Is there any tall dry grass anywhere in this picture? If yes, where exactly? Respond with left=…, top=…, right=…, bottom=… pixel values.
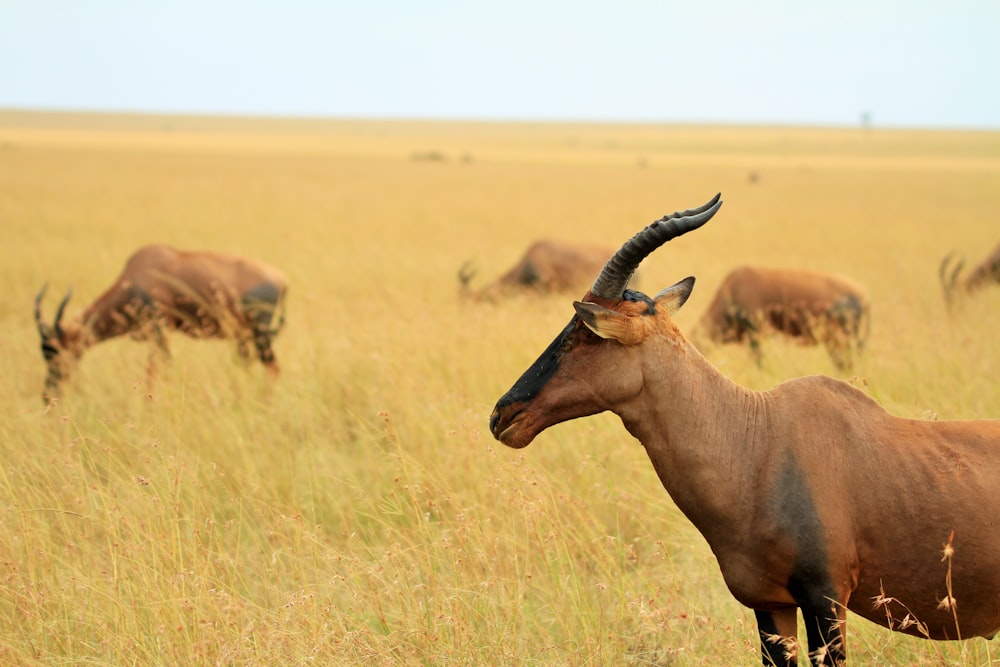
left=1, top=110, right=998, bottom=665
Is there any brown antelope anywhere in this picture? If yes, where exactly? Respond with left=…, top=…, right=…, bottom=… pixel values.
left=939, top=241, right=1000, bottom=307
left=459, top=240, right=617, bottom=302
left=697, top=266, right=870, bottom=370
left=34, top=244, right=288, bottom=403
left=489, top=194, right=1000, bottom=666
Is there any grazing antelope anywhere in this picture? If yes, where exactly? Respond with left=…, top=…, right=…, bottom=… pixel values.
left=939, top=241, right=1000, bottom=307
left=34, top=244, right=288, bottom=403
left=459, top=240, right=617, bottom=302
left=697, top=266, right=870, bottom=370
left=490, top=194, right=1000, bottom=666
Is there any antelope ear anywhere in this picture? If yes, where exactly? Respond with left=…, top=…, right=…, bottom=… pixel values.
left=573, top=301, right=645, bottom=345
left=653, top=276, right=695, bottom=315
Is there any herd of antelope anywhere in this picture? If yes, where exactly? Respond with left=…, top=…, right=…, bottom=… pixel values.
left=460, top=229, right=876, bottom=371
left=34, top=194, right=999, bottom=666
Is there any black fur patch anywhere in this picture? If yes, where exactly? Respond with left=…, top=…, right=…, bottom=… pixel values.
left=622, top=289, right=656, bottom=314
left=242, top=283, right=283, bottom=329
left=491, top=316, right=577, bottom=429
left=773, top=455, right=843, bottom=659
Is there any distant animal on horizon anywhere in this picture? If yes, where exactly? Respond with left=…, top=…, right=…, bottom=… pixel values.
left=696, top=265, right=870, bottom=370
left=34, top=244, right=288, bottom=404
left=458, top=240, right=618, bottom=302
left=939, top=241, right=1000, bottom=307
left=489, top=193, right=1000, bottom=666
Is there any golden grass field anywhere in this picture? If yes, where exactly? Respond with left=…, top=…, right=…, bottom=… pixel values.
left=1, top=110, right=998, bottom=665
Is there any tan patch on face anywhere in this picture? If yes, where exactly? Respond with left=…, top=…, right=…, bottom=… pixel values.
left=575, top=299, right=654, bottom=345
left=617, top=299, right=655, bottom=317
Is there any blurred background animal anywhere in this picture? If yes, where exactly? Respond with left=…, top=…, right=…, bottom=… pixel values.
left=34, top=244, right=288, bottom=403
left=459, top=240, right=618, bottom=302
left=939, top=241, right=1000, bottom=308
left=695, top=265, right=870, bottom=370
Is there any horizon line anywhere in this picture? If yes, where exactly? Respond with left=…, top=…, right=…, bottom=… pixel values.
left=2, top=106, right=997, bottom=134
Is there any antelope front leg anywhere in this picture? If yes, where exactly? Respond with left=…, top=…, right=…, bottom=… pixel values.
left=800, top=600, right=846, bottom=666
left=756, top=608, right=799, bottom=666
left=253, top=329, right=280, bottom=376
left=145, top=325, right=170, bottom=394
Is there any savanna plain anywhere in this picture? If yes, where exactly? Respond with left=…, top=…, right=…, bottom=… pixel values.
left=1, top=110, right=998, bottom=665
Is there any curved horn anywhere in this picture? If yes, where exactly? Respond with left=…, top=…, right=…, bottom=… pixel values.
left=54, top=289, right=72, bottom=340
left=938, top=253, right=965, bottom=301
left=951, top=258, right=965, bottom=287
left=939, top=253, right=955, bottom=289
left=590, top=193, right=723, bottom=300
left=34, top=283, right=51, bottom=337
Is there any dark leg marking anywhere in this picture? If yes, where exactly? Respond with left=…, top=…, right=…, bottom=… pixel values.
left=756, top=610, right=798, bottom=666
left=776, top=456, right=845, bottom=665
left=253, top=331, right=277, bottom=368
left=799, top=606, right=844, bottom=666
left=242, top=283, right=283, bottom=371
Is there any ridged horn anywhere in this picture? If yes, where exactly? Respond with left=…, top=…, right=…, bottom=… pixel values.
left=590, top=193, right=723, bottom=300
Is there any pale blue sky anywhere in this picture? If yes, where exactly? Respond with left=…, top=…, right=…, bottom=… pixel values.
left=2, top=0, right=998, bottom=128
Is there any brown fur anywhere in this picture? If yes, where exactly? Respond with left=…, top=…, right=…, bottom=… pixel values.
left=697, top=266, right=870, bottom=370
left=490, top=201, right=1000, bottom=665
left=35, top=244, right=288, bottom=402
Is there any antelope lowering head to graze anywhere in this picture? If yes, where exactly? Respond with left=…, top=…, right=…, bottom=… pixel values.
left=459, top=240, right=617, bottom=302
left=490, top=193, right=1000, bottom=666
left=35, top=244, right=287, bottom=404
left=939, top=241, right=1000, bottom=307
left=696, top=266, right=870, bottom=370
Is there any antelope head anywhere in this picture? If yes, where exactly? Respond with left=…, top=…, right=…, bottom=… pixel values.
left=34, top=284, right=81, bottom=403
left=490, top=194, right=723, bottom=448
